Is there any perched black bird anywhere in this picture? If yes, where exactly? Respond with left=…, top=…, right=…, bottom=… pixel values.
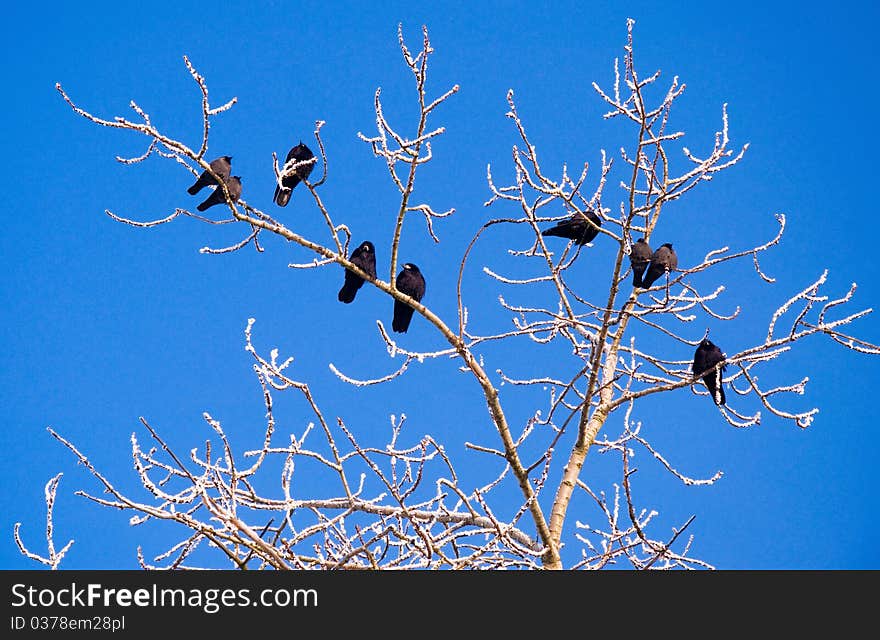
left=640, top=242, right=678, bottom=288
left=338, top=241, right=377, bottom=304
left=392, top=263, right=426, bottom=333
left=693, top=338, right=727, bottom=405
left=196, top=175, right=242, bottom=212
left=187, top=156, right=232, bottom=195
left=541, top=210, right=602, bottom=246
left=274, top=141, right=315, bottom=207
left=629, top=237, right=653, bottom=287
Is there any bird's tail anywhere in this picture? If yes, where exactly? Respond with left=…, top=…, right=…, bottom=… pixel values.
left=632, top=271, right=642, bottom=288
left=187, top=184, right=200, bottom=195
left=392, top=304, right=414, bottom=333
left=338, top=283, right=356, bottom=304
left=274, top=186, right=291, bottom=207
left=641, top=271, right=661, bottom=289
left=196, top=201, right=210, bottom=212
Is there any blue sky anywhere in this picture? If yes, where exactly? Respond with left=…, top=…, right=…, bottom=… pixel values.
left=2, top=0, right=878, bottom=569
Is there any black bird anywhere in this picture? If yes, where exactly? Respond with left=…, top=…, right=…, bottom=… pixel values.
left=392, top=263, right=426, bottom=333
left=196, top=175, right=242, bottom=212
left=541, top=210, right=602, bottom=246
left=693, top=338, right=727, bottom=405
left=338, top=241, right=377, bottom=304
left=274, top=141, right=315, bottom=207
left=640, top=242, right=678, bottom=288
left=187, top=155, right=232, bottom=195
left=629, top=237, right=653, bottom=287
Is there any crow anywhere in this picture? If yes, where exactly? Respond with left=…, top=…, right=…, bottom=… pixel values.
left=392, top=263, right=426, bottom=333
left=196, top=175, right=242, bottom=212
left=187, top=156, right=232, bottom=195
left=541, top=210, right=602, bottom=245
left=693, top=338, right=727, bottom=405
left=629, top=237, right=653, bottom=287
left=338, top=241, right=377, bottom=304
left=640, top=242, right=678, bottom=288
left=274, top=141, right=315, bottom=207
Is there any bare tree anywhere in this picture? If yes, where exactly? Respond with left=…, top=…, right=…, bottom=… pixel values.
left=17, top=19, right=878, bottom=570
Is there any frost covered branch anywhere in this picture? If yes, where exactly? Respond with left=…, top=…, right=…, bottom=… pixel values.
left=14, top=474, right=74, bottom=570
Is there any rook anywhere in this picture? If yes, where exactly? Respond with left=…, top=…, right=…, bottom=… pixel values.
left=392, top=263, right=426, bottom=333
left=640, top=242, right=678, bottom=289
left=629, top=237, right=652, bottom=287
left=338, top=241, right=377, bottom=304
left=541, top=210, right=602, bottom=246
left=196, top=175, right=242, bottom=212
left=274, top=141, right=315, bottom=207
left=693, top=338, right=727, bottom=405
left=187, top=156, right=232, bottom=195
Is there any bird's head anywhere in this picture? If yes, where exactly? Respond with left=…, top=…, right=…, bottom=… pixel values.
left=360, top=241, right=374, bottom=253
left=404, top=263, right=420, bottom=272
left=583, top=209, right=601, bottom=223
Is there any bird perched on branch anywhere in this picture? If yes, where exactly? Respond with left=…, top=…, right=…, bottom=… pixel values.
left=693, top=338, right=727, bottom=405
left=274, top=141, right=315, bottom=207
left=392, top=263, right=426, bottom=333
left=640, top=242, right=678, bottom=288
left=187, top=156, right=232, bottom=195
left=338, top=241, right=377, bottom=304
left=629, top=237, right=653, bottom=287
left=541, top=210, right=602, bottom=246
left=196, top=175, right=242, bottom=212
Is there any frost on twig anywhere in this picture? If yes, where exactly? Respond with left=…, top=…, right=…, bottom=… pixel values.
left=357, top=23, right=459, bottom=282
left=14, top=473, right=74, bottom=570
